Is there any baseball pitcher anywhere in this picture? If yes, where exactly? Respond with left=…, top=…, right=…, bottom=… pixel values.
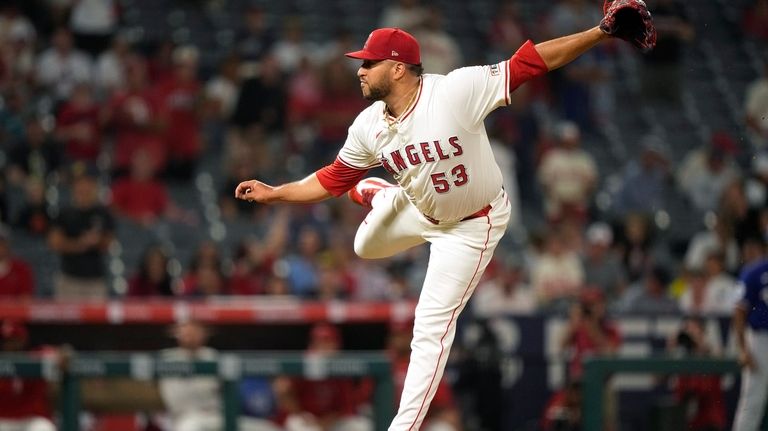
left=236, top=1, right=655, bottom=429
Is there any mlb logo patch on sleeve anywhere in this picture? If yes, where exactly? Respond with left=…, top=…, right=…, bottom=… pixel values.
left=490, top=64, right=500, bottom=76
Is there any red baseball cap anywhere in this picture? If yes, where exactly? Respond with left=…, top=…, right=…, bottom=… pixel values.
left=345, top=28, right=421, bottom=65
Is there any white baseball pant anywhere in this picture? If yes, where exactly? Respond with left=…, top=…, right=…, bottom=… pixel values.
left=354, top=187, right=510, bottom=431
left=734, top=330, right=768, bottom=431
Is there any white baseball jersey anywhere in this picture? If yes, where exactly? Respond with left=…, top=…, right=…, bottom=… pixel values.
left=337, top=61, right=513, bottom=222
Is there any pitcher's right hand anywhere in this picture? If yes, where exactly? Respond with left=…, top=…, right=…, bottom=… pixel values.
left=235, top=180, right=274, bottom=203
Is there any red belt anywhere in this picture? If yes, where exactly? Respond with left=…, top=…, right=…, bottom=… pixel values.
left=423, top=204, right=492, bottom=225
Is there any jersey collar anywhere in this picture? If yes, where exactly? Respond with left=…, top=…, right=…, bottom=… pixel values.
left=382, top=77, right=423, bottom=126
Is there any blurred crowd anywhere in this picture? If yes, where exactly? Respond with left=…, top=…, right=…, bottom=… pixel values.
left=0, top=305, right=744, bottom=431
left=0, top=0, right=765, bottom=315
left=0, top=1, right=767, bottom=430
left=0, top=317, right=465, bottom=431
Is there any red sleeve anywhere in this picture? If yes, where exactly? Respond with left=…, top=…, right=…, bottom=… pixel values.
left=508, top=40, right=549, bottom=92
left=315, top=157, right=369, bottom=197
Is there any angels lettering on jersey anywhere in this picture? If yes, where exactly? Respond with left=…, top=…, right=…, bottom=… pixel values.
left=379, top=136, right=463, bottom=175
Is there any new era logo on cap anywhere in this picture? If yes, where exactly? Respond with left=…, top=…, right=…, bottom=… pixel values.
left=345, top=28, right=421, bottom=65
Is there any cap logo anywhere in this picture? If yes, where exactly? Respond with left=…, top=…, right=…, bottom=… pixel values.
left=391, top=50, right=399, bottom=57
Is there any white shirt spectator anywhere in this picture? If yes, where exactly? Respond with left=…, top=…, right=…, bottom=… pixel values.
left=94, top=36, right=131, bottom=96
left=677, top=146, right=740, bottom=212
left=271, top=20, right=314, bottom=74
left=414, top=29, right=462, bottom=75
left=158, top=347, right=222, bottom=419
left=532, top=244, right=584, bottom=304
left=538, top=126, right=598, bottom=218
left=70, top=0, right=117, bottom=35
left=36, top=47, right=93, bottom=100
left=539, top=149, right=597, bottom=200
left=0, top=11, right=35, bottom=44
left=206, top=76, right=239, bottom=120
left=95, top=52, right=123, bottom=93
left=379, top=0, right=429, bottom=32
left=745, top=69, right=768, bottom=149
left=684, top=229, right=740, bottom=273
left=679, top=274, right=737, bottom=315
left=745, top=153, right=768, bottom=207
left=412, top=9, right=462, bottom=75
left=473, top=276, right=536, bottom=317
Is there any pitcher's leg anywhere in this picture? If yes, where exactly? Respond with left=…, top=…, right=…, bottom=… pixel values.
left=389, top=213, right=508, bottom=430
left=354, top=187, right=425, bottom=259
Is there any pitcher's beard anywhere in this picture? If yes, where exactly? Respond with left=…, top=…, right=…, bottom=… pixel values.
left=363, top=81, right=391, bottom=101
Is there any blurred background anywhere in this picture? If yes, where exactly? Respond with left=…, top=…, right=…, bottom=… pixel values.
left=0, top=0, right=767, bottom=429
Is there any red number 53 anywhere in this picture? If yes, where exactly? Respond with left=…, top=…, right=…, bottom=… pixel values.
left=430, top=164, right=469, bottom=193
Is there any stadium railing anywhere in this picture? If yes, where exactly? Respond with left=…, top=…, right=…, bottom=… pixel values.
left=582, top=356, right=768, bottom=431
left=0, top=352, right=394, bottom=431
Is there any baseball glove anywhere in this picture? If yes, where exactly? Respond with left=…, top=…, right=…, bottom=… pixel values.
left=600, top=0, right=657, bottom=53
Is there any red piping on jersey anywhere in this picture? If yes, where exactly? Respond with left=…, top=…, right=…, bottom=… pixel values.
left=505, top=59, right=511, bottom=105
left=407, top=215, right=493, bottom=431
left=399, top=77, right=424, bottom=123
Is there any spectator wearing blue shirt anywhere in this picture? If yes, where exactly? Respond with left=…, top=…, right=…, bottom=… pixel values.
left=614, top=135, right=671, bottom=217
left=285, top=226, right=323, bottom=297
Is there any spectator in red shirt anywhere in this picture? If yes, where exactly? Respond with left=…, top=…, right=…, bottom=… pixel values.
left=275, top=323, right=372, bottom=431
left=227, top=213, right=287, bottom=296
left=180, top=241, right=227, bottom=297
left=559, top=288, right=620, bottom=431
left=541, top=379, right=582, bottom=431
left=0, top=320, right=55, bottom=431
left=147, top=39, right=175, bottom=85
left=56, top=82, right=103, bottom=163
left=0, top=225, right=34, bottom=298
left=126, top=244, right=176, bottom=297
left=559, top=288, right=621, bottom=380
left=110, top=149, right=169, bottom=225
left=309, top=60, right=367, bottom=164
left=104, top=54, right=167, bottom=177
left=155, top=45, right=203, bottom=181
left=667, top=316, right=726, bottom=431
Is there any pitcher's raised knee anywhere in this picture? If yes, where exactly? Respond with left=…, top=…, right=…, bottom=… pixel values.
left=354, top=235, right=379, bottom=259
